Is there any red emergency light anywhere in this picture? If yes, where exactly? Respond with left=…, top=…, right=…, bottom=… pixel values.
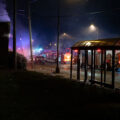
left=74, top=50, right=78, bottom=53
left=97, top=48, right=101, bottom=53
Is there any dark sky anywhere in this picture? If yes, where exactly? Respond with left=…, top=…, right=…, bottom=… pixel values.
left=6, top=0, right=120, bottom=49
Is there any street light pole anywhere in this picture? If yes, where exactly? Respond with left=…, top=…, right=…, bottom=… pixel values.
left=56, top=0, right=60, bottom=73
left=13, top=0, right=17, bottom=70
left=28, top=2, right=34, bottom=68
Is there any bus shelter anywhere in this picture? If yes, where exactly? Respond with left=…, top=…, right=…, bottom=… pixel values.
left=70, top=38, right=120, bottom=89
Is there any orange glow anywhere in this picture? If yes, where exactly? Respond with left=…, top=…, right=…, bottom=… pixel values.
left=64, top=53, right=71, bottom=62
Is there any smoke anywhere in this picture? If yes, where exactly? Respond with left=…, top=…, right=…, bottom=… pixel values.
left=0, top=0, right=10, bottom=22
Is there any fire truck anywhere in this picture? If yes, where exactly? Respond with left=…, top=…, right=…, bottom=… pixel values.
left=61, top=48, right=78, bottom=64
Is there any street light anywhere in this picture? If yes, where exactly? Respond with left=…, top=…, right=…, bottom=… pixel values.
left=60, top=32, right=72, bottom=39
left=60, top=32, right=73, bottom=52
left=54, top=43, right=57, bottom=46
left=89, top=24, right=99, bottom=40
left=63, top=33, right=67, bottom=36
left=89, top=24, right=96, bottom=31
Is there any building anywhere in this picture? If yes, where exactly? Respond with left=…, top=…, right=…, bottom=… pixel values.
left=0, top=22, right=10, bottom=68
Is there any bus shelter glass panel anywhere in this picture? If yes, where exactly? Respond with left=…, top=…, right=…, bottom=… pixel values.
left=105, top=50, right=112, bottom=85
left=115, top=50, right=120, bottom=88
left=72, top=50, right=78, bottom=80
left=87, top=50, right=92, bottom=81
left=80, top=50, right=85, bottom=82
left=95, top=50, right=101, bottom=82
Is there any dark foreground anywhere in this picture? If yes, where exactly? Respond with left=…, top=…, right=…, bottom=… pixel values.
left=0, top=70, right=120, bottom=120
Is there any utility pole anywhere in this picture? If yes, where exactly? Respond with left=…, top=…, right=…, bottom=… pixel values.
left=56, top=0, right=60, bottom=73
left=13, top=0, right=17, bottom=70
left=28, top=2, right=34, bottom=69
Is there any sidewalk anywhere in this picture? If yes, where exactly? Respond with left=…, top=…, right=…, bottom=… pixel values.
left=27, top=64, right=78, bottom=80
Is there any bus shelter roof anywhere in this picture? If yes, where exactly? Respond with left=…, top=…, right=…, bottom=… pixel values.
left=71, top=38, right=120, bottom=50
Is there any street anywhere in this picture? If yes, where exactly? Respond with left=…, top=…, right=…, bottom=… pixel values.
left=28, top=63, right=120, bottom=89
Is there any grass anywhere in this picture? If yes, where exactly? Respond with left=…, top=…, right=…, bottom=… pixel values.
left=0, top=70, right=120, bottom=120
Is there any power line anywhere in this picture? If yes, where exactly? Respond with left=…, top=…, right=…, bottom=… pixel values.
left=0, top=14, right=9, bottom=16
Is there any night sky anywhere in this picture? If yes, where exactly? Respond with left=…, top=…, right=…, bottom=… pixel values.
left=5, top=0, right=120, bottom=55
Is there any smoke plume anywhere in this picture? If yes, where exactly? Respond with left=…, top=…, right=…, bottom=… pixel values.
left=0, top=0, right=10, bottom=22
